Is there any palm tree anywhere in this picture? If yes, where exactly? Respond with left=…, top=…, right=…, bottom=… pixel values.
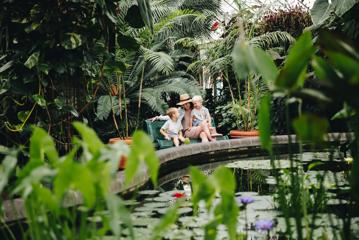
left=96, top=0, right=222, bottom=137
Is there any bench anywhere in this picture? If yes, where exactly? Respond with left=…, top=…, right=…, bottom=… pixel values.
left=144, top=119, right=228, bottom=149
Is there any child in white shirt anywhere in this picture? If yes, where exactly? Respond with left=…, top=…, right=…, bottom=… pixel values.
left=160, top=107, right=187, bottom=147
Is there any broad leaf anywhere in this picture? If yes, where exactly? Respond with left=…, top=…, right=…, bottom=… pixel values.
left=29, top=127, right=58, bottom=164
left=137, top=0, right=154, bottom=33
left=190, top=167, right=215, bottom=212
left=150, top=205, right=178, bottom=240
left=106, top=194, right=134, bottom=239
left=292, top=114, right=329, bottom=144
left=61, top=33, right=83, bottom=49
left=125, top=131, right=159, bottom=186
left=259, top=94, right=272, bottom=154
left=73, top=122, right=104, bottom=156
left=275, top=31, right=315, bottom=90
left=0, top=151, right=17, bottom=193
left=24, top=52, right=40, bottom=69
left=32, top=94, right=46, bottom=107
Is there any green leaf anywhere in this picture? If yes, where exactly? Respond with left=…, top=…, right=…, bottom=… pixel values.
left=24, top=52, right=40, bottom=69
left=73, top=122, right=104, bottom=156
left=125, top=131, right=159, bottom=186
left=61, top=33, right=83, bottom=50
left=96, top=95, right=114, bottom=120
left=311, top=0, right=359, bottom=26
left=310, top=0, right=332, bottom=26
left=17, top=111, right=30, bottom=122
left=211, top=166, right=236, bottom=195
left=275, top=31, right=315, bottom=90
left=331, top=103, right=356, bottom=120
left=14, top=166, right=56, bottom=199
left=326, top=51, right=359, bottom=84
left=190, top=167, right=215, bottom=212
left=0, top=60, right=13, bottom=73
left=29, top=127, right=58, bottom=164
left=33, top=184, right=58, bottom=213
left=150, top=205, right=178, bottom=240
left=204, top=218, right=219, bottom=240
left=137, top=0, right=154, bottom=33
left=106, top=194, right=134, bottom=239
left=0, top=151, right=17, bottom=193
left=32, top=94, right=46, bottom=107
left=144, top=49, right=174, bottom=75
left=214, top=193, right=239, bottom=240
left=232, top=42, right=278, bottom=87
left=259, top=94, right=272, bottom=154
left=251, top=47, right=278, bottom=87
left=292, top=114, right=329, bottom=144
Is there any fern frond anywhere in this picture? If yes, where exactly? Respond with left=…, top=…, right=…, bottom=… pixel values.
left=249, top=31, right=295, bottom=50
left=143, top=48, right=174, bottom=75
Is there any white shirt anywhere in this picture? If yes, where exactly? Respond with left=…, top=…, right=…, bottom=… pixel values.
left=161, top=118, right=183, bottom=136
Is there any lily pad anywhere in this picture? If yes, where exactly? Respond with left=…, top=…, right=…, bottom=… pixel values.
left=131, top=217, right=160, bottom=227
left=226, top=159, right=292, bottom=170
left=123, top=199, right=140, bottom=206
left=138, top=190, right=160, bottom=196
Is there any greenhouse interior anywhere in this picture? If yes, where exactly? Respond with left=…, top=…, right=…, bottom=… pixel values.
left=0, top=0, right=359, bottom=239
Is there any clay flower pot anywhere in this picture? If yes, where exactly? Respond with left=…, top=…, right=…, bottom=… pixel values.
left=108, top=137, right=132, bottom=169
left=229, top=130, right=259, bottom=138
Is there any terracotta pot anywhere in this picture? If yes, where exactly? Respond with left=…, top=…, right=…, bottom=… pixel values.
left=229, top=130, right=260, bottom=138
left=109, top=137, right=132, bottom=145
left=108, top=137, right=132, bottom=169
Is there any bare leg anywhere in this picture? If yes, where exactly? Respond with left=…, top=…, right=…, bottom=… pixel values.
left=172, top=136, right=180, bottom=147
left=200, top=121, right=214, bottom=141
left=199, top=132, right=208, bottom=143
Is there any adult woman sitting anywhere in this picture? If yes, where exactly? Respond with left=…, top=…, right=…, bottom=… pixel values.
left=151, top=94, right=213, bottom=142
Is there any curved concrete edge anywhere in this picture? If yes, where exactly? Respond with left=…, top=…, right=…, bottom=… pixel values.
left=2, top=133, right=351, bottom=222
left=157, top=132, right=351, bottom=164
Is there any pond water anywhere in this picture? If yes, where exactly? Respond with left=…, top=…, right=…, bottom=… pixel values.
left=95, top=151, right=358, bottom=239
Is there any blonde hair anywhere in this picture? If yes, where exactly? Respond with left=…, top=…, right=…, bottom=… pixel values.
left=192, top=95, right=203, bottom=102
left=166, top=107, right=178, bottom=118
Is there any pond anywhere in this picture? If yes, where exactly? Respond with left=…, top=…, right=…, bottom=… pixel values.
left=91, top=151, right=359, bottom=239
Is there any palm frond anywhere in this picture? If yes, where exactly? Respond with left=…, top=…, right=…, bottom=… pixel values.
left=249, top=31, right=295, bottom=50
left=143, top=48, right=174, bottom=75
left=138, top=77, right=201, bottom=113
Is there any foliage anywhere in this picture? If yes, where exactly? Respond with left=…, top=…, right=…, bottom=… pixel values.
left=244, top=28, right=359, bottom=239
left=0, top=122, right=161, bottom=239
left=258, top=6, right=312, bottom=37
left=94, top=0, right=221, bottom=137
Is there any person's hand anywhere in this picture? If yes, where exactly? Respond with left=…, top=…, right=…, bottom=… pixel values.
left=164, top=134, right=170, bottom=140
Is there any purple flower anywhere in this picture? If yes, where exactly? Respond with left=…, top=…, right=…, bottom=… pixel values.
left=237, top=196, right=254, bottom=205
left=255, top=220, right=275, bottom=231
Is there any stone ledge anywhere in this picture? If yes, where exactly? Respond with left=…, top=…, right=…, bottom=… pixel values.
left=2, top=133, right=351, bottom=222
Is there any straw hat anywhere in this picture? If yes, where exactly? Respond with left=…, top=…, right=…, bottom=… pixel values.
left=177, top=93, right=192, bottom=105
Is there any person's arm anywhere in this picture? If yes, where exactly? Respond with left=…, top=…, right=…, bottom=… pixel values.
left=160, top=122, right=170, bottom=140
left=149, top=115, right=170, bottom=121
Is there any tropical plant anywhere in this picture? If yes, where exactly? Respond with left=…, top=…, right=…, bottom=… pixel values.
left=236, top=27, right=358, bottom=239
left=0, top=122, right=160, bottom=240
left=95, top=0, right=222, bottom=138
